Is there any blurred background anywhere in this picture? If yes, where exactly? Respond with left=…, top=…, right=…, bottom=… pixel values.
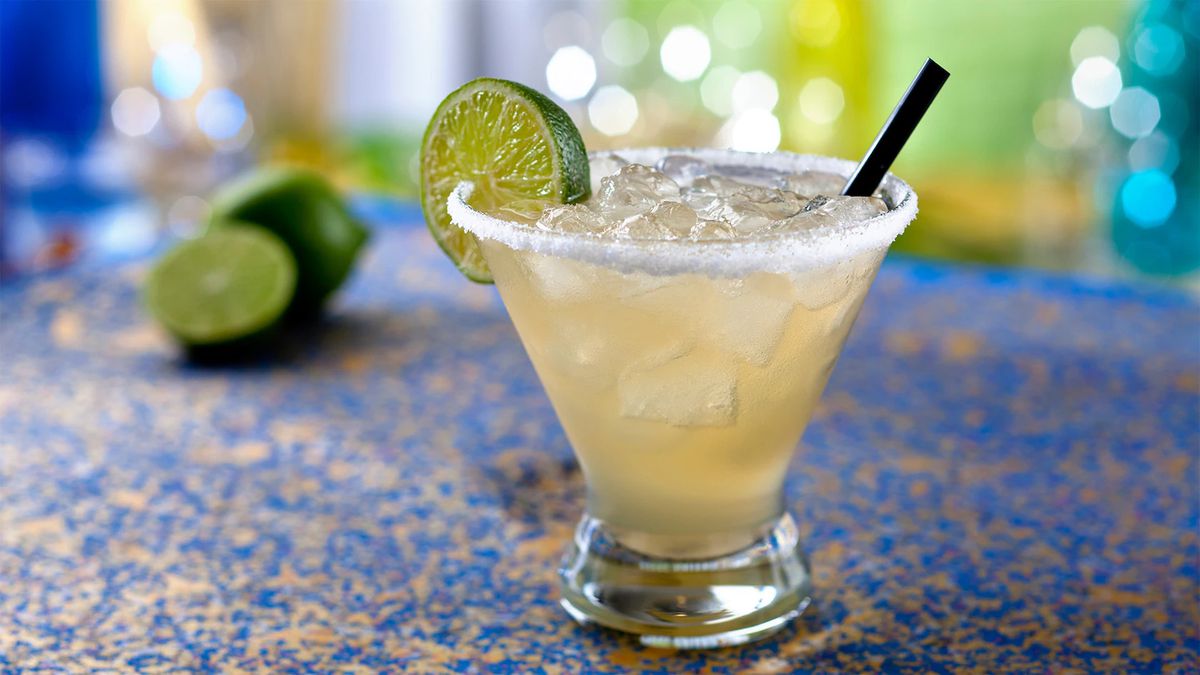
left=1, top=0, right=1196, bottom=283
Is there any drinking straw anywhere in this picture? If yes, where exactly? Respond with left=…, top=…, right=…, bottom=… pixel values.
left=841, top=58, right=950, bottom=197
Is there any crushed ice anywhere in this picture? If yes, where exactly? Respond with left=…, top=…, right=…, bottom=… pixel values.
left=534, top=154, right=888, bottom=241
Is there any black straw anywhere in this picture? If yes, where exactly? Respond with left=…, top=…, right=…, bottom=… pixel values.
left=841, top=58, right=949, bottom=197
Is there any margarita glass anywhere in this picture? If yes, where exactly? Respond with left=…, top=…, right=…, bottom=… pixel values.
left=448, top=147, right=917, bottom=648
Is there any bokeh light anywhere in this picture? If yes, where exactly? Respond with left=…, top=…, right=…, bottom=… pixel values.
left=713, top=1, right=762, bottom=50
left=212, top=30, right=250, bottom=79
left=152, top=45, right=203, bottom=100
left=727, top=109, right=781, bottom=152
left=1128, top=131, right=1180, bottom=174
left=656, top=1, right=706, bottom=36
left=110, top=87, right=161, bottom=137
left=700, top=65, right=741, bottom=117
left=588, top=85, right=639, bottom=136
left=94, top=205, right=158, bottom=258
left=545, top=46, right=596, bottom=101
left=196, top=88, right=247, bottom=140
left=1071, top=56, right=1122, bottom=109
left=3, top=139, right=66, bottom=189
left=1109, top=87, right=1161, bottom=139
left=602, top=18, right=649, bottom=67
left=731, top=71, right=779, bottom=113
left=1032, top=99, right=1083, bottom=149
left=797, top=77, right=845, bottom=124
left=215, top=117, right=255, bottom=153
left=1133, top=24, right=1185, bottom=76
left=1120, top=170, right=1176, bottom=228
left=166, top=195, right=211, bottom=238
left=789, top=108, right=833, bottom=146
left=77, top=137, right=136, bottom=192
left=147, top=11, right=195, bottom=52
left=790, top=0, right=840, bottom=47
left=1069, top=26, right=1120, bottom=67
left=660, top=26, right=711, bottom=82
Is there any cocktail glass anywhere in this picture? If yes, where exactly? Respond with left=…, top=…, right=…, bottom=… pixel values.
left=448, top=148, right=917, bottom=648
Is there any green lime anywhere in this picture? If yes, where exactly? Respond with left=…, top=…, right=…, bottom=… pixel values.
left=209, top=167, right=368, bottom=314
left=144, top=225, right=297, bottom=348
left=420, top=77, right=590, bottom=283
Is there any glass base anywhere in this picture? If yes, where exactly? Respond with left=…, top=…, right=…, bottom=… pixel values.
left=558, top=512, right=812, bottom=649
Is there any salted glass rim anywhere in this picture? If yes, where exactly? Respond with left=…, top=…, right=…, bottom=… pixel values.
left=446, top=147, right=918, bottom=276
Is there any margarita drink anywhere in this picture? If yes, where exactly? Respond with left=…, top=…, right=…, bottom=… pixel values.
left=479, top=231, right=882, bottom=555
left=448, top=147, right=917, bottom=646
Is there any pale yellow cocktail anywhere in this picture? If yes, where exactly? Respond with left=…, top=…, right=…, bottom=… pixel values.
left=449, top=147, right=916, bottom=647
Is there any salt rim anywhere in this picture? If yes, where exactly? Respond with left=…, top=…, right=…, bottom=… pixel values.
left=446, top=147, right=918, bottom=277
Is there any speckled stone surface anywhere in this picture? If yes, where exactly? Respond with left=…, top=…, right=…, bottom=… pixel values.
left=1, top=210, right=1198, bottom=672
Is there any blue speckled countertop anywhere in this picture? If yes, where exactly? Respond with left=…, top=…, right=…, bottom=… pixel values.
left=1, top=208, right=1198, bottom=672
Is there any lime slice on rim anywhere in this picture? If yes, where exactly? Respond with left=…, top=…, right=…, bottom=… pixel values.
left=144, top=225, right=297, bottom=347
left=420, top=77, right=590, bottom=283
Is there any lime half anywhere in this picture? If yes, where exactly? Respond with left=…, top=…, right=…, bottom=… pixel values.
left=145, top=225, right=297, bottom=347
left=421, top=78, right=590, bottom=283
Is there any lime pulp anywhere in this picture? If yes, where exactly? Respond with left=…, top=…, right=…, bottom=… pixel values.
left=144, top=225, right=297, bottom=347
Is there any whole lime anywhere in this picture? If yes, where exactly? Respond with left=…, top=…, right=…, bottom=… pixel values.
left=210, top=167, right=369, bottom=314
